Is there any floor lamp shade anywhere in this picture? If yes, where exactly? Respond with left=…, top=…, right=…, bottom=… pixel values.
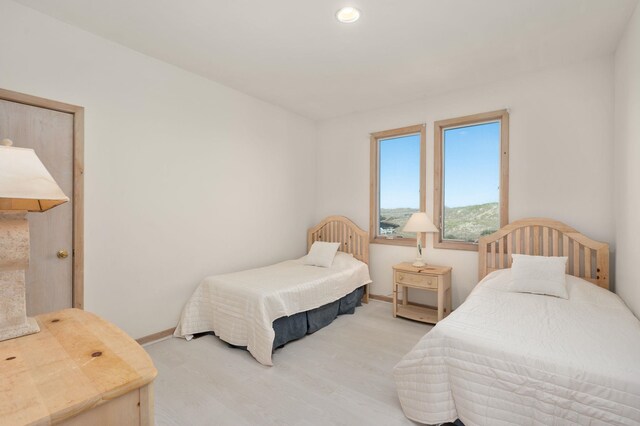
left=403, top=212, right=438, bottom=267
left=0, top=139, right=68, bottom=342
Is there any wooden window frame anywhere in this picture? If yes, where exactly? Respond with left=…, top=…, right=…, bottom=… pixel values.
left=369, top=124, right=426, bottom=246
left=433, top=110, right=509, bottom=251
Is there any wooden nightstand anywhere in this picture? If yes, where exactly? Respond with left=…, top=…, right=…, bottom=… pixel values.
left=392, top=262, right=452, bottom=324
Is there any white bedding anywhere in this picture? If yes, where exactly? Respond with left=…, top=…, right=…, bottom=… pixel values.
left=174, top=252, right=371, bottom=366
left=393, top=269, right=640, bottom=425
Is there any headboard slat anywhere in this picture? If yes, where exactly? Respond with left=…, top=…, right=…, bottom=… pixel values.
left=490, top=242, right=496, bottom=268
left=584, top=247, right=592, bottom=279
left=573, top=241, right=580, bottom=277
left=562, top=235, right=570, bottom=272
left=478, top=218, right=609, bottom=290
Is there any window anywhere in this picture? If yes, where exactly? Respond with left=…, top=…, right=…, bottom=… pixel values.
left=433, top=110, right=509, bottom=250
left=370, top=124, right=425, bottom=245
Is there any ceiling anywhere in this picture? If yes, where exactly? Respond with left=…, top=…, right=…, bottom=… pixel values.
left=15, top=0, right=638, bottom=120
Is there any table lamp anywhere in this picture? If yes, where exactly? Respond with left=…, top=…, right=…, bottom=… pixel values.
left=403, top=212, right=438, bottom=267
left=0, top=138, right=68, bottom=342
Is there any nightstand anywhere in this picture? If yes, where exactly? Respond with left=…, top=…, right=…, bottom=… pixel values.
left=392, top=262, right=452, bottom=324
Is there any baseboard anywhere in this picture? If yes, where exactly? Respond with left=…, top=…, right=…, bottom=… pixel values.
left=136, top=327, right=175, bottom=346
left=369, top=294, right=393, bottom=303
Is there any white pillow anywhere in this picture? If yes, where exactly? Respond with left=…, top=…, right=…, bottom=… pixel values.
left=304, top=242, right=341, bottom=268
left=509, top=254, right=569, bottom=299
left=331, top=251, right=358, bottom=268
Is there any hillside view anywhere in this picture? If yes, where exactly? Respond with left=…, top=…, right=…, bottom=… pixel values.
left=379, top=208, right=419, bottom=239
left=442, top=202, right=498, bottom=242
left=379, top=202, right=498, bottom=242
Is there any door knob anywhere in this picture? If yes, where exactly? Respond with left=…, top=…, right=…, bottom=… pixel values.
left=57, top=249, right=69, bottom=259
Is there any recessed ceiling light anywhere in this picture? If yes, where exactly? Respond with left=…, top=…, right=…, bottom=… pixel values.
left=336, top=7, right=361, bottom=24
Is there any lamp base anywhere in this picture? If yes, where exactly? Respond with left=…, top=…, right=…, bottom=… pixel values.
left=0, top=210, right=40, bottom=342
left=0, top=317, right=40, bottom=342
left=412, top=259, right=426, bottom=267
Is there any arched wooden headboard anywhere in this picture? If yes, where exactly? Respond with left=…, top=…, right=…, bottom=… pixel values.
left=308, top=216, right=370, bottom=303
left=478, top=218, right=610, bottom=290
left=307, top=216, right=369, bottom=265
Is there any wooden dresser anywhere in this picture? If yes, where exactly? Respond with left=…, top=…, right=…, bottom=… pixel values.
left=0, top=309, right=157, bottom=425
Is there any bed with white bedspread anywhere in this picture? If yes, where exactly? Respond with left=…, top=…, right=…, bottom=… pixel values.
left=174, top=216, right=371, bottom=366
left=394, top=218, right=640, bottom=425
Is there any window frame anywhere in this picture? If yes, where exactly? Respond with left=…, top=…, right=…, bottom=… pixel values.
left=433, top=110, right=509, bottom=251
left=369, top=124, right=426, bottom=246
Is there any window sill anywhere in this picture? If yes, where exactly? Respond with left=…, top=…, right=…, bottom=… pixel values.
left=371, top=237, right=416, bottom=247
left=433, top=240, right=478, bottom=251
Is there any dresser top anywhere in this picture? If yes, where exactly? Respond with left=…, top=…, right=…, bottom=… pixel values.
left=392, top=262, right=452, bottom=275
left=0, top=308, right=157, bottom=425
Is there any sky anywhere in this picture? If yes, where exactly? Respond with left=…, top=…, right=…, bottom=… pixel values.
left=379, top=121, right=500, bottom=209
left=443, top=121, right=500, bottom=207
left=379, top=134, right=420, bottom=209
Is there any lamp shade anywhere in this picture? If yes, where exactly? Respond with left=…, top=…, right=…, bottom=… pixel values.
left=0, top=142, right=69, bottom=212
left=403, top=212, right=439, bottom=233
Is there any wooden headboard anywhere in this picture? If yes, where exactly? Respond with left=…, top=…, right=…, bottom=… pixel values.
left=478, top=218, right=610, bottom=289
left=307, top=216, right=369, bottom=265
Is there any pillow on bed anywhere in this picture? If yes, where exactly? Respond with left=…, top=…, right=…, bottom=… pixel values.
left=304, top=242, right=341, bottom=267
left=509, top=254, right=569, bottom=299
left=331, top=251, right=358, bottom=268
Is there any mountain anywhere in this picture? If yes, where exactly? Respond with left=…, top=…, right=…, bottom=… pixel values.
left=443, top=202, right=499, bottom=242
left=379, top=207, right=419, bottom=239
left=378, top=202, right=499, bottom=242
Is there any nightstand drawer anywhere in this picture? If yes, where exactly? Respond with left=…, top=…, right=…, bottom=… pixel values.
left=395, top=271, right=438, bottom=289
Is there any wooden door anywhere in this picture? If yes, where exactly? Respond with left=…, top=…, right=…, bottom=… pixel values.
left=0, top=99, right=75, bottom=315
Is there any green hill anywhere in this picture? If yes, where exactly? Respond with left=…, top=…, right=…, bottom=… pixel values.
left=379, top=207, right=419, bottom=239
left=443, top=202, right=499, bottom=242
left=379, top=202, right=498, bottom=242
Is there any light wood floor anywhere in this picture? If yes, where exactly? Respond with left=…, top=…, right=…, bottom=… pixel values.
left=145, top=300, right=431, bottom=425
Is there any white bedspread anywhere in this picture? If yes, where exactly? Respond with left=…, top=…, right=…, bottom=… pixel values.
left=174, top=252, right=371, bottom=366
left=394, top=269, right=640, bottom=425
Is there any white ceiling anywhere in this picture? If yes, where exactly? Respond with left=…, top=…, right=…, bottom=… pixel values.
left=15, top=0, right=638, bottom=120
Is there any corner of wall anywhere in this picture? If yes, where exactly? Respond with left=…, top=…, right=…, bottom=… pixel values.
left=613, top=2, right=640, bottom=317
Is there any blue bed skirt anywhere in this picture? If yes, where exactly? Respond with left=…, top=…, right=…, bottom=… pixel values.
left=193, top=286, right=365, bottom=352
left=271, top=286, right=364, bottom=350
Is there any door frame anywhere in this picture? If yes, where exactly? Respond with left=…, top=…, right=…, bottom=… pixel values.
left=0, top=88, right=85, bottom=309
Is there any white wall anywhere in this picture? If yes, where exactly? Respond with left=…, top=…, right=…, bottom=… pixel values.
left=0, top=0, right=630, bottom=335
left=316, top=57, right=615, bottom=307
left=0, top=0, right=317, bottom=338
left=614, top=4, right=640, bottom=317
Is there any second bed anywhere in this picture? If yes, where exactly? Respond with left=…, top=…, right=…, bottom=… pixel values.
left=174, top=216, right=371, bottom=365
left=393, top=218, right=640, bottom=425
